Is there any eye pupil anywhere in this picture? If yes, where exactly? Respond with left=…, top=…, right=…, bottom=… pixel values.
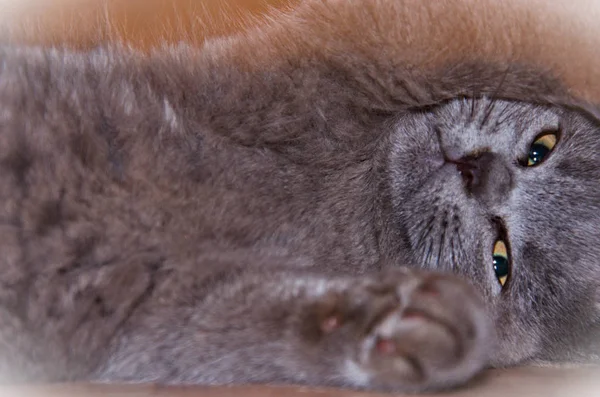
left=492, top=238, right=510, bottom=288
left=528, top=143, right=550, bottom=166
left=526, top=132, right=558, bottom=167
left=493, top=255, right=509, bottom=278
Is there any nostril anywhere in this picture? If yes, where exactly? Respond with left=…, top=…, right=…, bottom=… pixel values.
left=444, top=151, right=502, bottom=197
left=455, top=160, right=480, bottom=189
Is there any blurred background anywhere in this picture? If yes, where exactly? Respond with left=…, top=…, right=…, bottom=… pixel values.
left=0, top=0, right=294, bottom=50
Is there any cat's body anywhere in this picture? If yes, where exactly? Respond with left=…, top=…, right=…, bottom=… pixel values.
left=1, top=0, right=600, bottom=392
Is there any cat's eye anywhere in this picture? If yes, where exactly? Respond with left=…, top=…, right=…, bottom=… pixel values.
left=492, top=240, right=510, bottom=288
left=526, top=131, right=558, bottom=166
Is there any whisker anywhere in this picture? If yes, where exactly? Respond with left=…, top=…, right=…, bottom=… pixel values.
left=493, top=101, right=513, bottom=128
left=497, top=107, right=518, bottom=126
left=498, top=104, right=526, bottom=126
left=480, top=97, right=497, bottom=128
left=449, top=237, right=458, bottom=271
left=481, top=69, right=510, bottom=128
left=423, top=239, right=434, bottom=268
left=435, top=214, right=448, bottom=270
left=434, top=236, right=444, bottom=270
left=470, top=91, right=477, bottom=122
left=414, top=216, right=436, bottom=254
left=455, top=233, right=466, bottom=263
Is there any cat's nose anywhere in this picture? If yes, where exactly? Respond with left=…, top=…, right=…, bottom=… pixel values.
left=448, top=152, right=511, bottom=201
left=453, top=153, right=491, bottom=191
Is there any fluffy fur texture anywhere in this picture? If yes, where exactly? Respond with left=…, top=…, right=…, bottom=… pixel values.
left=1, top=0, right=600, bottom=392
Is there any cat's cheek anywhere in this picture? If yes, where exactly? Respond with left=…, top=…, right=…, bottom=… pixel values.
left=595, top=287, right=600, bottom=312
left=486, top=301, right=541, bottom=366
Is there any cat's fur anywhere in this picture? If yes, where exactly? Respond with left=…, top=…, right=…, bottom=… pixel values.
left=1, top=0, right=600, bottom=392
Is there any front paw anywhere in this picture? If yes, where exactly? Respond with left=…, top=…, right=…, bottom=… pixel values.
left=303, top=269, right=493, bottom=392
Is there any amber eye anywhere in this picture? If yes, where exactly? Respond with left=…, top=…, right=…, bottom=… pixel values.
left=492, top=240, right=510, bottom=288
left=527, top=132, right=558, bottom=166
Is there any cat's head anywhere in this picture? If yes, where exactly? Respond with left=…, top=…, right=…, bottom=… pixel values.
left=379, top=98, right=600, bottom=365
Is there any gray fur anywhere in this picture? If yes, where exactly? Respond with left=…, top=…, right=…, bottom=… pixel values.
left=0, top=35, right=599, bottom=392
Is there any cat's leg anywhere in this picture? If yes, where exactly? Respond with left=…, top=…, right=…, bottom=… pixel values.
left=98, top=265, right=492, bottom=392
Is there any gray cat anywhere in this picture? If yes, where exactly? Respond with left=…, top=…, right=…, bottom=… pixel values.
left=1, top=2, right=600, bottom=394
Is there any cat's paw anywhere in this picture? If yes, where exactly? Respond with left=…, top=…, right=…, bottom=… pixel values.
left=306, top=269, right=492, bottom=392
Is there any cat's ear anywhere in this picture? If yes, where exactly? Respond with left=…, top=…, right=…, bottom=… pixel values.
left=566, top=100, right=600, bottom=125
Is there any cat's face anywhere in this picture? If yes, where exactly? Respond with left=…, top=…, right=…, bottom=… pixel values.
left=382, top=98, right=600, bottom=364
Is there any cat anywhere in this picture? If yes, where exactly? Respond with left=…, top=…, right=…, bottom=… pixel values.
left=1, top=0, right=600, bottom=393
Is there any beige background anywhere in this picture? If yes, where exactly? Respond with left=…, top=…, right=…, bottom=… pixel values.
left=0, top=0, right=293, bottom=49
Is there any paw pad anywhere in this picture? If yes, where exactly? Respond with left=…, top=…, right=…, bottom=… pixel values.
left=375, top=337, right=397, bottom=355
left=321, top=315, right=342, bottom=333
